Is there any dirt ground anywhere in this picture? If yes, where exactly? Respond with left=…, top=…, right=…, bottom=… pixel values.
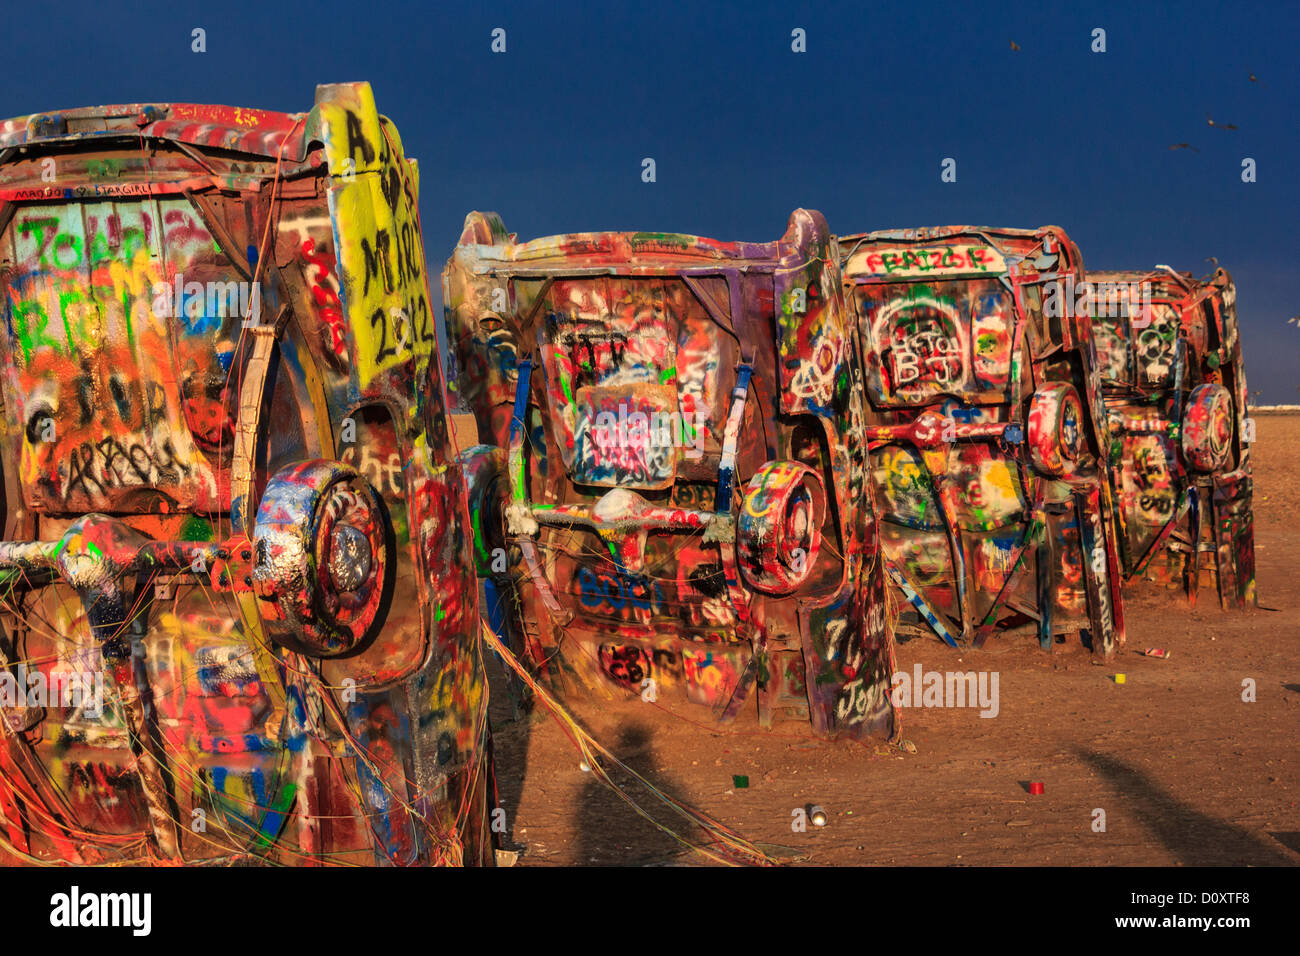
left=489, top=415, right=1299, bottom=867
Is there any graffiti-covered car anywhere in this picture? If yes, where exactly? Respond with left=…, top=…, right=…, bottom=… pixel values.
left=839, top=226, right=1125, bottom=655
left=0, top=83, right=491, bottom=865
left=444, top=209, right=897, bottom=738
left=1088, top=267, right=1255, bottom=608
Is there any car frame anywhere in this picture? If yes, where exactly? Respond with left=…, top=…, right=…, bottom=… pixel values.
left=444, top=209, right=898, bottom=739
left=0, top=83, right=491, bottom=865
left=1088, top=266, right=1255, bottom=608
left=838, top=225, right=1126, bottom=656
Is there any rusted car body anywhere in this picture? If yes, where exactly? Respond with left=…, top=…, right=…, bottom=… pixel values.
left=445, top=209, right=897, bottom=738
left=1088, top=267, right=1255, bottom=608
left=0, top=83, right=490, bottom=865
left=839, top=226, right=1125, bottom=655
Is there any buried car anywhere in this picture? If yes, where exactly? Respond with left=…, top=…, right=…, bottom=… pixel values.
left=1087, top=267, right=1255, bottom=608
left=0, top=83, right=491, bottom=865
left=444, top=209, right=897, bottom=738
left=838, top=226, right=1125, bottom=655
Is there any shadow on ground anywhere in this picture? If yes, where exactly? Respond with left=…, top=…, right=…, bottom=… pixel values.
left=575, top=720, right=693, bottom=866
left=1076, top=748, right=1296, bottom=865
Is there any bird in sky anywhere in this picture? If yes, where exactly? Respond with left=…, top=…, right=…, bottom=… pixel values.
left=1208, top=113, right=1239, bottom=130
left=1170, top=143, right=1200, bottom=152
left=1010, top=40, right=1020, bottom=51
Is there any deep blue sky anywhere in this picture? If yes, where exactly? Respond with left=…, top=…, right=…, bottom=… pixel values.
left=4, top=0, right=1296, bottom=399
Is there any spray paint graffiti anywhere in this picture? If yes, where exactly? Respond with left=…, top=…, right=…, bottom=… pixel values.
left=1088, top=268, right=1256, bottom=609
left=843, top=226, right=1125, bottom=655
left=447, top=210, right=898, bottom=740
left=0, top=83, right=489, bottom=867
left=316, top=83, right=437, bottom=389
left=4, top=201, right=229, bottom=514
left=300, top=238, right=349, bottom=366
left=857, top=278, right=1015, bottom=402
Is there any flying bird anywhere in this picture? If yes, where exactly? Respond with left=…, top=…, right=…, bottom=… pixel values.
left=1289, top=316, right=1300, bottom=327
left=1249, top=73, right=1259, bottom=82
left=1010, top=40, right=1020, bottom=51
left=1207, top=113, right=1239, bottom=131
left=1206, top=256, right=1219, bottom=267
left=1169, top=143, right=1200, bottom=152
